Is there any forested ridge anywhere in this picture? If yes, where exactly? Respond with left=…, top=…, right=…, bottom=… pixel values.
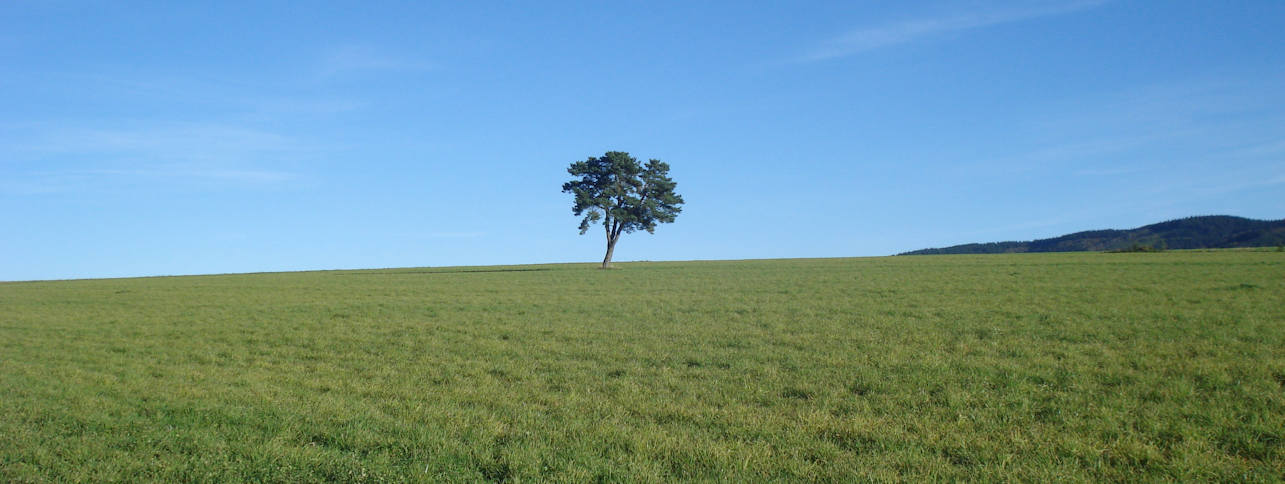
left=902, top=216, right=1285, bottom=255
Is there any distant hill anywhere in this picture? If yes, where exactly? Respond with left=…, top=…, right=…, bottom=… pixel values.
left=901, top=215, right=1285, bottom=255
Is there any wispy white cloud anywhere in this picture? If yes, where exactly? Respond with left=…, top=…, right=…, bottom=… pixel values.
left=0, top=122, right=312, bottom=194
left=3, top=166, right=301, bottom=196
left=1074, top=166, right=1146, bottom=176
left=1223, top=139, right=1285, bottom=159
left=250, top=98, right=368, bottom=116
left=56, top=168, right=297, bottom=184
left=193, top=169, right=298, bottom=183
left=1017, top=132, right=1181, bottom=164
left=956, top=77, right=1285, bottom=179
left=61, top=72, right=366, bottom=116
left=1190, top=173, right=1285, bottom=196
left=800, top=0, right=1109, bottom=62
left=317, top=44, right=434, bottom=79
left=13, top=122, right=309, bottom=161
left=46, top=124, right=296, bottom=156
left=426, top=231, right=486, bottom=239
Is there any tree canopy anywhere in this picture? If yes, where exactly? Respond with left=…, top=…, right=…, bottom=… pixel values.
left=562, top=151, right=684, bottom=268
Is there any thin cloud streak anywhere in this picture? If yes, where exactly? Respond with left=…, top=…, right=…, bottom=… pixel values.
left=1, top=122, right=312, bottom=194
left=67, top=168, right=298, bottom=184
left=4, top=167, right=300, bottom=195
left=6, top=123, right=328, bottom=171
left=1192, top=173, right=1285, bottom=196
left=426, top=231, right=486, bottom=239
left=16, top=123, right=304, bottom=158
left=1224, top=139, right=1285, bottom=158
left=952, top=77, right=1284, bottom=178
left=1075, top=167, right=1145, bottom=176
left=801, top=0, right=1108, bottom=62
left=317, top=44, right=435, bottom=79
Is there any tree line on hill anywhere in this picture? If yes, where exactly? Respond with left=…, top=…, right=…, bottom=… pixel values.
left=900, top=215, right=1285, bottom=255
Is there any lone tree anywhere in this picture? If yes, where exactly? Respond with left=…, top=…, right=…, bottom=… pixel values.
left=562, top=151, right=684, bottom=268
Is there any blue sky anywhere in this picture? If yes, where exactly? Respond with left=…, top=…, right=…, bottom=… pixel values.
left=3, top=1, right=1283, bottom=280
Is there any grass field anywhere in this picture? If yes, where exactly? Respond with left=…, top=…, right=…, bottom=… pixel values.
left=2, top=251, right=1283, bottom=482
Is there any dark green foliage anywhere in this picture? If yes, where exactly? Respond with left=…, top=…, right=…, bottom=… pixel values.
left=903, top=215, right=1285, bottom=255
left=562, top=151, right=683, bottom=267
left=1108, top=243, right=1163, bottom=253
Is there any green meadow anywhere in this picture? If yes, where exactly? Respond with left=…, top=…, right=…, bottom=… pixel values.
left=1, top=251, right=1282, bottom=482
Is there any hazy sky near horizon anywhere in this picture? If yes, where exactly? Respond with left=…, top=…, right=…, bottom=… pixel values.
left=3, top=1, right=1284, bottom=280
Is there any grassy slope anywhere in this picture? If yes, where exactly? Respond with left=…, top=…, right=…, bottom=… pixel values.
left=1, top=252, right=1283, bottom=482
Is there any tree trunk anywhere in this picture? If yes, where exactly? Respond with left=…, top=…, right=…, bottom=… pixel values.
left=601, top=235, right=619, bottom=268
